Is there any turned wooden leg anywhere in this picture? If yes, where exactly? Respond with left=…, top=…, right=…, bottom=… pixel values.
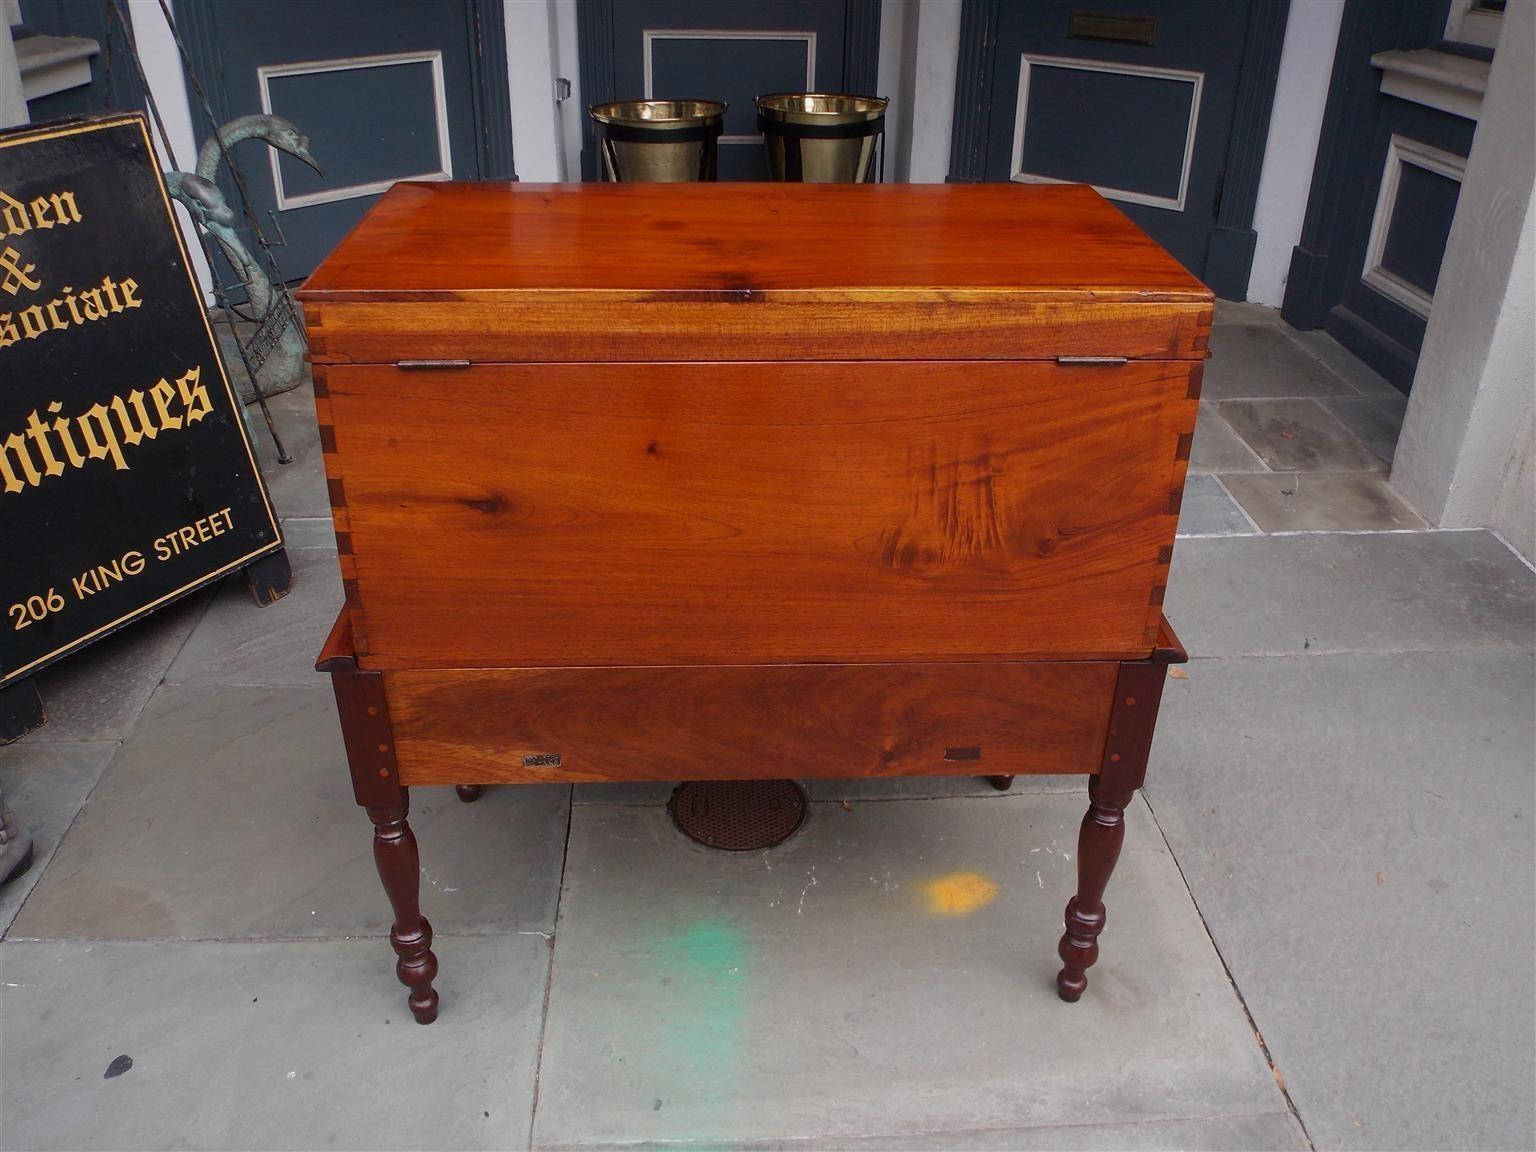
left=1057, top=776, right=1134, bottom=1002
left=986, top=775, right=1015, bottom=791
left=367, top=789, right=439, bottom=1024
left=455, top=784, right=483, bottom=803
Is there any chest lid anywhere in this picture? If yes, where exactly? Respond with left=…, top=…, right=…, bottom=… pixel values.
left=299, top=182, right=1212, bottom=364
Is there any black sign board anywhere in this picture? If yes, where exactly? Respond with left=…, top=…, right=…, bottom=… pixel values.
left=1, top=114, right=281, bottom=686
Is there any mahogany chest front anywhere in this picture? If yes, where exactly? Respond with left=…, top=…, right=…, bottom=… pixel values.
left=300, top=182, right=1207, bottom=1021
left=301, top=181, right=1207, bottom=786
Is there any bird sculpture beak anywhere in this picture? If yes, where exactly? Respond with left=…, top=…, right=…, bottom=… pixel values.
left=298, top=140, right=324, bottom=177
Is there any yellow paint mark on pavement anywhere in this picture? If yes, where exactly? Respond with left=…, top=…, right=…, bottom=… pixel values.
left=920, top=871, right=999, bottom=917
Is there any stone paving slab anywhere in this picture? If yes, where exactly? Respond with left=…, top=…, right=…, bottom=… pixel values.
left=1177, top=474, right=1258, bottom=537
left=572, top=776, right=1080, bottom=807
left=1202, top=323, right=1357, bottom=401
left=0, top=936, right=550, bottom=1151
left=276, top=516, right=337, bottom=551
left=531, top=795, right=1286, bottom=1148
left=20, top=592, right=210, bottom=744
left=249, top=382, right=329, bottom=523
left=1145, top=649, right=1536, bottom=1151
left=543, top=1111, right=1307, bottom=1151
left=1165, top=530, right=1535, bottom=657
left=0, top=740, right=116, bottom=935
left=165, top=545, right=343, bottom=687
left=1190, top=403, right=1268, bottom=474
left=10, top=685, right=569, bottom=941
left=1220, top=472, right=1426, bottom=533
left=1319, top=396, right=1407, bottom=466
left=1287, top=329, right=1405, bottom=400
left=1215, top=399, right=1384, bottom=473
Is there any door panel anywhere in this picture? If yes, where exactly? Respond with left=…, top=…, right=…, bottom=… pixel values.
left=1281, top=0, right=1485, bottom=392
left=1012, top=58, right=1200, bottom=208
left=1327, top=97, right=1474, bottom=389
left=584, top=0, right=873, bottom=180
left=982, top=1, right=1255, bottom=277
left=177, top=0, right=488, bottom=282
left=262, top=55, right=451, bottom=205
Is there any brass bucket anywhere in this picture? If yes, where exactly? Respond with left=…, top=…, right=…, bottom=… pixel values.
left=756, top=93, right=888, bottom=183
left=589, top=99, right=727, bottom=182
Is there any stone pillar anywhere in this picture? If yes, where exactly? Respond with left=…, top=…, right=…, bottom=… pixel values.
left=1392, top=2, right=1535, bottom=561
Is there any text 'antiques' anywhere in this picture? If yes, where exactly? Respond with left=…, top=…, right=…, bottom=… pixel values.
left=0, top=114, right=280, bottom=687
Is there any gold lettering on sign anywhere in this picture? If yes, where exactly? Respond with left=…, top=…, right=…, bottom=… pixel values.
left=0, top=246, right=39, bottom=296
left=0, top=186, right=143, bottom=351
left=0, top=187, right=82, bottom=238
left=1, top=367, right=210, bottom=495
left=0, top=274, right=142, bottom=348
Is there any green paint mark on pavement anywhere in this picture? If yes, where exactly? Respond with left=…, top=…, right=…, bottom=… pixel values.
left=648, top=916, right=750, bottom=1126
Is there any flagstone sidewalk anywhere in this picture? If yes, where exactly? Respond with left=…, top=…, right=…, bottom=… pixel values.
left=2, top=312, right=1532, bottom=1151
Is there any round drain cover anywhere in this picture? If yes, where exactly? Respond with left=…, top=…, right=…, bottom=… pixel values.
left=669, top=779, right=807, bottom=851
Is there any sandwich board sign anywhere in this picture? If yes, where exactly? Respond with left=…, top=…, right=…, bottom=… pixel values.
left=0, top=113, right=282, bottom=689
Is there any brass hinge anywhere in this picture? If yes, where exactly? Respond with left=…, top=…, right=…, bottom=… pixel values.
left=395, top=359, right=471, bottom=370
left=1056, top=355, right=1130, bottom=365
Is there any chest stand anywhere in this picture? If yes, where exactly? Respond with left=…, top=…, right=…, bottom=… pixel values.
left=317, top=610, right=1186, bottom=1024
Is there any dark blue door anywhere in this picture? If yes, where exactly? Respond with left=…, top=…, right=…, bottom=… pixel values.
left=579, top=0, right=881, bottom=180
left=175, top=0, right=509, bottom=282
left=976, top=2, right=1258, bottom=277
left=1282, top=0, right=1482, bottom=392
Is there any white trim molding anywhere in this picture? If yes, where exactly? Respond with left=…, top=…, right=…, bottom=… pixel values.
left=1372, top=48, right=1488, bottom=122
left=1362, top=134, right=1467, bottom=319
left=258, top=50, right=452, bottom=212
left=641, top=28, right=815, bottom=144
left=1444, top=0, right=1503, bottom=50
left=1007, top=54, right=1202, bottom=212
left=15, top=33, right=98, bottom=101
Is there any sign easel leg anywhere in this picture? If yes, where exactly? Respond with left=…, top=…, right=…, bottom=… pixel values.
left=242, top=547, right=293, bottom=606
left=0, top=680, right=45, bottom=746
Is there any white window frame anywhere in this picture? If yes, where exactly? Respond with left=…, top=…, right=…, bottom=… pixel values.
left=258, top=50, right=452, bottom=212
left=1008, top=53, right=1203, bottom=213
left=1361, top=134, right=1467, bottom=319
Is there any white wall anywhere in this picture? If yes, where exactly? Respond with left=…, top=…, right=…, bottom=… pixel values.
left=126, top=0, right=213, bottom=293
left=554, top=0, right=581, bottom=181
left=504, top=0, right=565, bottom=181
left=2, top=12, right=27, bottom=128
left=1392, top=0, right=1535, bottom=560
left=901, top=0, right=959, bottom=182
left=1491, top=355, right=1534, bottom=559
left=1247, top=0, right=1345, bottom=305
left=876, top=0, right=911, bottom=181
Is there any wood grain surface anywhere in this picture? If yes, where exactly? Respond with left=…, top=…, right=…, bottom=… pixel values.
left=318, top=359, right=1197, bottom=667
left=385, top=660, right=1118, bottom=784
left=301, top=183, right=1212, bottom=363
left=298, top=182, right=1210, bottom=300
left=304, top=296, right=1212, bottom=365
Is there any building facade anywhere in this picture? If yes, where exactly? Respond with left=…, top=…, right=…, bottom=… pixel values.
left=3, top=0, right=1530, bottom=556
